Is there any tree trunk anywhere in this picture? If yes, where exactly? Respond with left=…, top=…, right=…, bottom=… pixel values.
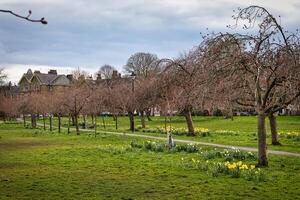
left=75, top=114, right=79, bottom=135
left=91, top=114, right=94, bottom=125
left=23, top=115, right=26, bottom=127
left=58, top=113, right=61, bottom=133
left=71, top=115, right=75, bottom=126
left=82, top=114, right=86, bottom=129
left=129, top=111, right=135, bottom=132
left=43, top=114, right=46, bottom=130
left=94, top=115, right=97, bottom=136
left=164, top=116, right=167, bottom=132
left=257, top=112, right=268, bottom=167
left=31, top=114, right=36, bottom=129
left=184, top=109, right=195, bottom=136
left=102, top=116, right=106, bottom=130
left=269, top=113, right=280, bottom=145
left=146, top=109, right=152, bottom=121
left=140, top=111, right=146, bottom=129
left=115, top=115, right=118, bottom=130
left=68, top=114, right=71, bottom=134
left=49, top=115, right=52, bottom=131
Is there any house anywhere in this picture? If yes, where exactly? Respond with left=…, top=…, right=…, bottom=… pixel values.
left=19, top=69, right=72, bottom=92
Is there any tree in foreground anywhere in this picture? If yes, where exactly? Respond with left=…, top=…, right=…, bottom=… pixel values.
left=204, top=6, right=300, bottom=166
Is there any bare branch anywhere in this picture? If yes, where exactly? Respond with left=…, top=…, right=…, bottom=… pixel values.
left=0, top=9, right=47, bottom=24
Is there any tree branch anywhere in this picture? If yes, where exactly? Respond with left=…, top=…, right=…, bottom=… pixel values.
left=0, top=9, right=47, bottom=24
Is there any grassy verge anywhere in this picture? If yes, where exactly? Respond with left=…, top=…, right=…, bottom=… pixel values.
left=0, top=122, right=300, bottom=199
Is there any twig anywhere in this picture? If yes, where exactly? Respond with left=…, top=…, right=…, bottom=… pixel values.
left=0, top=9, right=47, bottom=24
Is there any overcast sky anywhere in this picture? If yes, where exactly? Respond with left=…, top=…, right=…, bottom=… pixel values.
left=0, top=0, right=299, bottom=83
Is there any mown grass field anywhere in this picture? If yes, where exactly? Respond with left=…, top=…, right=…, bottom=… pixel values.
left=1, top=121, right=300, bottom=199
left=36, top=115, right=300, bottom=152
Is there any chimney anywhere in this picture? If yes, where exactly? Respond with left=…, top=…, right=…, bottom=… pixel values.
left=97, top=73, right=102, bottom=81
left=48, top=69, right=57, bottom=75
left=66, top=74, right=73, bottom=82
left=112, top=70, right=118, bottom=79
left=34, top=70, right=41, bottom=74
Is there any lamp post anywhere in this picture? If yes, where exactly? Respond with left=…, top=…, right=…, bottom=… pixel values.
left=130, top=72, right=136, bottom=132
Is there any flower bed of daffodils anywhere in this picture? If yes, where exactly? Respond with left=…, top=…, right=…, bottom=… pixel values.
left=181, top=159, right=265, bottom=181
left=138, top=127, right=211, bottom=137
left=278, top=131, right=300, bottom=141
left=137, top=126, right=244, bottom=137
left=130, top=141, right=264, bottom=181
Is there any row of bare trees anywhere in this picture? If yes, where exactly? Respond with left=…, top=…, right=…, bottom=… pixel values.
left=0, top=6, right=299, bottom=167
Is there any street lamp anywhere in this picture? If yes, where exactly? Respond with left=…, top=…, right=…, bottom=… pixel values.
left=130, top=72, right=136, bottom=132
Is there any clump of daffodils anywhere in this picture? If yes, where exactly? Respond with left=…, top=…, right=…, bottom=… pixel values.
left=157, top=127, right=210, bottom=136
left=278, top=131, right=300, bottom=140
left=186, top=158, right=265, bottom=181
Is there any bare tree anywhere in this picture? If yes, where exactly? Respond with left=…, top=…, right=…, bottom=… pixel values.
left=125, top=52, right=160, bottom=77
left=159, top=47, right=207, bottom=136
left=134, top=76, right=158, bottom=128
left=62, top=84, right=91, bottom=135
left=204, top=6, right=300, bottom=166
left=97, top=64, right=116, bottom=79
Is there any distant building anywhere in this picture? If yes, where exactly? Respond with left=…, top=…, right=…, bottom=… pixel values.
left=18, top=69, right=72, bottom=92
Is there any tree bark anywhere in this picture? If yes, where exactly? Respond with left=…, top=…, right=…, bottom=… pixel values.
left=184, top=109, right=195, bottom=136
left=128, top=111, right=135, bottom=132
left=68, top=114, right=71, bottom=134
left=75, top=114, right=79, bottom=135
left=91, top=114, right=95, bottom=125
left=23, top=115, right=26, bottom=127
left=49, top=115, right=52, bottom=131
left=31, top=113, right=36, bottom=129
left=140, top=111, right=146, bottom=128
left=82, top=114, right=86, bottom=129
left=257, top=112, right=268, bottom=166
left=164, top=116, right=167, bottom=132
left=269, top=113, right=280, bottom=145
left=58, top=113, right=61, bottom=133
left=102, top=116, right=106, bottom=130
left=94, top=115, right=97, bottom=136
left=115, top=115, right=118, bottom=130
left=71, top=115, right=75, bottom=126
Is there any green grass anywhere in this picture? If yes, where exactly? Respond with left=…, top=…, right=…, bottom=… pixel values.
left=35, top=115, right=300, bottom=153
left=0, top=122, right=300, bottom=199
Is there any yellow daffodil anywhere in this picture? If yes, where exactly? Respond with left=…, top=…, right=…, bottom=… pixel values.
left=237, top=161, right=243, bottom=166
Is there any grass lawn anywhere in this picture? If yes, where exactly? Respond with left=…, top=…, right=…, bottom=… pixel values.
left=35, top=115, right=300, bottom=153
left=1, top=122, right=300, bottom=199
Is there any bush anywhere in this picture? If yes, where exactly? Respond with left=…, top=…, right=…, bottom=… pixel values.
left=130, top=141, right=201, bottom=153
left=213, top=109, right=223, bottom=116
left=202, top=148, right=257, bottom=161
left=130, top=141, right=143, bottom=148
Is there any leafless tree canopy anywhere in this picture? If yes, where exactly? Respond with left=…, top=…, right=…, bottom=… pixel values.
left=1, top=5, right=299, bottom=167
left=97, top=64, right=116, bottom=79
left=125, top=52, right=160, bottom=77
